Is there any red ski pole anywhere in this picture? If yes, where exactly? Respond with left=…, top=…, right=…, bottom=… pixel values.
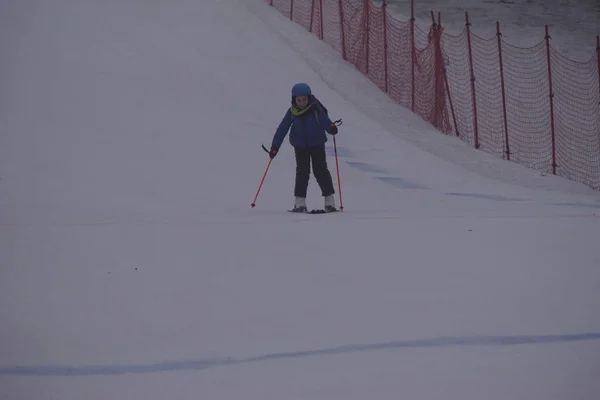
left=332, top=119, right=344, bottom=211
left=251, top=146, right=273, bottom=208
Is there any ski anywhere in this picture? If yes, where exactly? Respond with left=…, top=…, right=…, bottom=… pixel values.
left=287, top=208, right=339, bottom=214
left=309, top=208, right=339, bottom=214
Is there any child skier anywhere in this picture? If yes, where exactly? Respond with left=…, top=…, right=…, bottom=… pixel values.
left=268, top=82, right=339, bottom=213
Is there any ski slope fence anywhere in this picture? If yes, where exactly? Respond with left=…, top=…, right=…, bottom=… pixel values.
left=267, top=0, right=600, bottom=190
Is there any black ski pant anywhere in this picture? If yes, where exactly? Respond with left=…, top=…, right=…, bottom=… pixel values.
left=294, top=144, right=335, bottom=198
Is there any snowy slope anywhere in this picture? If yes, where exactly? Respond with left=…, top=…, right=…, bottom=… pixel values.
left=1, top=0, right=599, bottom=399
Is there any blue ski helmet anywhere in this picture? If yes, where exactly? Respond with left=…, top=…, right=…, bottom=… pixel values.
left=291, top=82, right=312, bottom=97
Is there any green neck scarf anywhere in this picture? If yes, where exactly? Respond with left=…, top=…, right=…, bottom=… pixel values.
left=290, top=103, right=313, bottom=117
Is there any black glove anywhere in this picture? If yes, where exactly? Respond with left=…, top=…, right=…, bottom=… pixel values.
left=328, top=124, right=338, bottom=135
left=269, top=147, right=278, bottom=159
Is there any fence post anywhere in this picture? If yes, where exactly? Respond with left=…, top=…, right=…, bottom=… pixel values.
left=365, top=0, right=370, bottom=75
left=309, top=0, right=315, bottom=33
left=410, top=0, right=415, bottom=112
left=383, top=0, right=389, bottom=93
left=290, top=0, right=294, bottom=20
left=319, top=0, right=324, bottom=40
left=497, top=22, right=510, bottom=160
left=545, top=25, right=557, bottom=175
left=597, top=36, right=600, bottom=108
left=438, top=12, right=445, bottom=131
left=465, top=12, right=480, bottom=149
left=269, top=0, right=273, bottom=5
left=431, top=11, right=441, bottom=129
left=338, top=0, right=346, bottom=60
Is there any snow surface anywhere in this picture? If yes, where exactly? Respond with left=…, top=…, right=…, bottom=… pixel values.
left=1, top=0, right=600, bottom=399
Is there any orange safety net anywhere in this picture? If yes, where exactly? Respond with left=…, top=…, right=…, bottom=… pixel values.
left=267, top=0, right=600, bottom=190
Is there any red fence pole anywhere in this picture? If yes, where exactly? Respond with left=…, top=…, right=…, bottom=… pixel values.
left=465, top=12, right=480, bottom=149
left=410, top=0, right=415, bottom=112
left=319, top=0, right=324, bottom=40
left=309, top=0, right=315, bottom=33
left=383, top=0, right=389, bottom=93
left=431, top=11, right=440, bottom=128
left=497, top=22, right=510, bottom=160
left=365, top=0, right=370, bottom=75
left=597, top=36, right=600, bottom=109
left=545, top=25, right=557, bottom=175
left=438, top=12, right=444, bottom=131
left=338, top=0, right=346, bottom=60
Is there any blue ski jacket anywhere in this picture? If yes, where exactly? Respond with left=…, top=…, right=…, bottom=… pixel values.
left=271, top=97, right=335, bottom=150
